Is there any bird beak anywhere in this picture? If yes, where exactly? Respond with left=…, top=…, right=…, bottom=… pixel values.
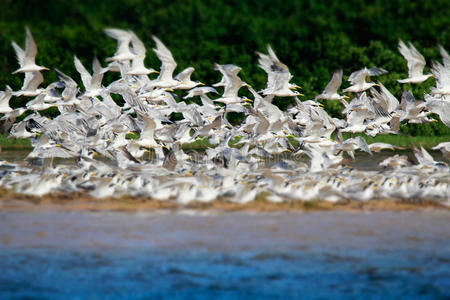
left=199, top=82, right=205, bottom=86
left=319, top=103, right=324, bottom=107
left=245, top=98, right=253, bottom=102
left=153, top=70, right=160, bottom=74
left=298, top=93, right=305, bottom=96
left=295, top=85, right=302, bottom=90
left=343, top=95, right=350, bottom=99
left=389, top=147, right=395, bottom=150
left=166, top=89, right=174, bottom=92
left=375, top=84, right=381, bottom=87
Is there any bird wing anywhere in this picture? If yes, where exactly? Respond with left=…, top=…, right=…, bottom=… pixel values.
left=216, top=64, right=243, bottom=98
left=413, top=146, right=435, bottom=166
left=431, top=61, right=450, bottom=90
left=0, top=86, right=13, bottom=105
left=104, top=28, right=133, bottom=56
left=427, top=100, right=450, bottom=127
left=367, top=67, right=388, bottom=77
left=90, top=57, right=105, bottom=90
left=22, top=71, right=44, bottom=91
left=130, top=31, right=146, bottom=56
left=402, top=90, right=424, bottom=115
left=74, top=56, right=92, bottom=90
left=438, top=44, right=450, bottom=67
left=399, top=40, right=425, bottom=78
left=348, top=68, right=369, bottom=85
left=136, top=111, right=157, bottom=139
left=11, top=41, right=25, bottom=66
left=377, top=81, right=399, bottom=112
left=23, top=27, right=38, bottom=66
left=257, top=46, right=290, bottom=92
left=152, top=36, right=177, bottom=82
left=356, top=136, right=372, bottom=155
left=323, top=69, right=343, bottom=94
left=174, top=67, right=195, bottom=82
left=248, top=106, right=270, bottom=134
left=55, top=69, right=77, bottom=89
left=367, top=97, right=391, bottom=118
left=222, top=73, right=243, bottom=98
left=55, top=68, right=78, bottom=99
left=369, top=87, right=388, bottom=111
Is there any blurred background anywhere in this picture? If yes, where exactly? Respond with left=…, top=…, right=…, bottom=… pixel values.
left=0, top=0, right=449, bottom=135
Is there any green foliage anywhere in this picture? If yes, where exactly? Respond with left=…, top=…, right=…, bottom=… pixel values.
left=339, top=133, right=450, bottom=150
left=0, top=0, right=449, bottom=133
left=0, top=134, right=32, bottom=149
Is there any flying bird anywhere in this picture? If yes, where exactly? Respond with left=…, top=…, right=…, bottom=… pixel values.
left=397, top=40, right=433, bottom=84
left=11, top=27, right=48, bottom=74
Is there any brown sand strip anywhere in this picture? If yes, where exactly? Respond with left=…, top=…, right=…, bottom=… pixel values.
left=0, top=188, right=447, bottom=212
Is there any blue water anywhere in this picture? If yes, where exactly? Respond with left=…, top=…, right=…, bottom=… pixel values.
left=0, top=211, right=449, bottom=299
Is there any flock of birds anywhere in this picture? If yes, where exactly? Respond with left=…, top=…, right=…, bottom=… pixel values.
left=0, top=28, right=449, bottom=204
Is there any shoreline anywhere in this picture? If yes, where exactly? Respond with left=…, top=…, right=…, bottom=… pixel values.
left=0, top=190, right=447, bottom=212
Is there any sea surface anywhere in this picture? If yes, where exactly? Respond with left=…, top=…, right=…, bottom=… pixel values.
left=0, top=210, right=449, bottom=299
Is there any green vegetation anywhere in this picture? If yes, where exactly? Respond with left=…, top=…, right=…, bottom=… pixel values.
left=0, top=0, right=449, bottom=135
left=340, top=134, right=450, bottom=150
left=0, top=134, right=32, bottom=150
left=0, top=133, right=448, bottom=151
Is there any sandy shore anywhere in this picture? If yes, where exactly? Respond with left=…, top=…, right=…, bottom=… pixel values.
left=0, top=188, right=447, bottom=212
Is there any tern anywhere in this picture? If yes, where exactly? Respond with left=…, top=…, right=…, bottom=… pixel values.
left=343, top=67, right=388, bottom=93
left=11, top=27, right=49, bottom=74
left=397, top=40, right=433, bottom=84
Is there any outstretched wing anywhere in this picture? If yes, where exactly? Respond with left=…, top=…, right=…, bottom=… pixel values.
left=152, top=36, right=177, bottom=81
left=398, top=40, right=425, bottom=78
left=74, top=56, right=92, bottom=90
left=323, top=69, right=343, bottom=94
left=24, top=27, right=38, bottom=66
